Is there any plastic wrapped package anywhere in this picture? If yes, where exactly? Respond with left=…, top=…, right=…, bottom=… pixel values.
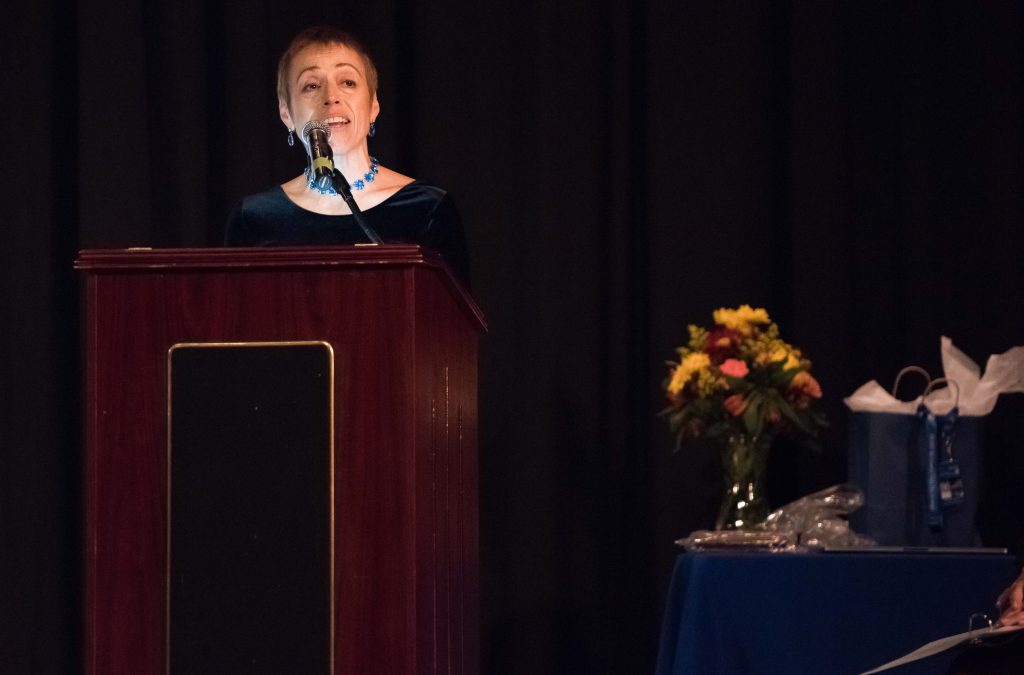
left=677, top=484, right=874, bottom=552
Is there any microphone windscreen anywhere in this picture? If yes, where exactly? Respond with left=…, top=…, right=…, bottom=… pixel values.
left=301, top=120, right=331, bottom=142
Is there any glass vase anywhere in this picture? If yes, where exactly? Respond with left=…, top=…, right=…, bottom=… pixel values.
left=715, top=433, right=772, bottom=530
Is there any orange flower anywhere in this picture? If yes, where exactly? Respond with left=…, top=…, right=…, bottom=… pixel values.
left=719, top=358, right=749, bottom=378
left=723, top=394, right=748, bottom=417
left=790, top=371, right=822, bottom=399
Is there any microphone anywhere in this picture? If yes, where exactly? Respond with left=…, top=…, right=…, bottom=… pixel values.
left=301, top=120, right=334, bottom=192
left=300, top=119, right=384, bottom=244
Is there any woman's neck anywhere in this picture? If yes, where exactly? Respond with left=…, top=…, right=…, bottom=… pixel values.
left=330, top=148, right=375, bottom=187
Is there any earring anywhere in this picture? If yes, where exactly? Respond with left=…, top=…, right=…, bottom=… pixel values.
left=287, top=128, right=295, bottom=146
left=368, top=121, right=376, bottom=138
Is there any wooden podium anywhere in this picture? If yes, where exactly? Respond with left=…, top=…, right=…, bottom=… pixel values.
left=76, top=245, right=484, bottom=675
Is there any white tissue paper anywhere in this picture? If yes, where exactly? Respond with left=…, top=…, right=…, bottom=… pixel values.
left=844, top=337, right=1024, bottom=416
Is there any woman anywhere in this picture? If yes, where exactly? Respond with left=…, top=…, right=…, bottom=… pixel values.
left=226, top=25, right=470, bottom=287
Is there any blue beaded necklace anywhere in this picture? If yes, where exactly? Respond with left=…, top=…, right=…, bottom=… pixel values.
left=305, top=156, right=379, bottom=196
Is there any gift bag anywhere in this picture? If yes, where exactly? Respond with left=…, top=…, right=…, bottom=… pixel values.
left=848, top=371, right=982, bottom=546
left=846, top=338, right=1024, bottom=547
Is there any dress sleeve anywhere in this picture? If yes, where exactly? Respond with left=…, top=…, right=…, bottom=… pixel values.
left=422, top=193, right=471, bottom=290
left=224, top=202, right=254, bottom=246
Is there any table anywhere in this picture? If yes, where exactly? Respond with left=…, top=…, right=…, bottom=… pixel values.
left=655, top=551, right=1017, bottom=675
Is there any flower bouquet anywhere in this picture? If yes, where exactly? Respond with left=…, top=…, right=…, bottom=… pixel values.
left=663, top=305, right=827, bottom=529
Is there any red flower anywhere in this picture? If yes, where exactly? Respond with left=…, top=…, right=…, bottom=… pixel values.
left=704, top=327, right=743, bottom=363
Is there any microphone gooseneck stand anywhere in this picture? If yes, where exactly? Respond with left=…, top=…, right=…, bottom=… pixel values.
left=331, top=168, right=383, bottom=244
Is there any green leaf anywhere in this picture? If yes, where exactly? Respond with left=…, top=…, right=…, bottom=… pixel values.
left=775, top=397, right=812, bottom=436
left=723, top=375, right=752, bottom=393
left=742, top=394, right=764, bottom=438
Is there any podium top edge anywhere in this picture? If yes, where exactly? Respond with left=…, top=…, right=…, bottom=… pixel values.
left=75, top=244, right=486, bottom=331
left=77, top=243, right=428, bottom=269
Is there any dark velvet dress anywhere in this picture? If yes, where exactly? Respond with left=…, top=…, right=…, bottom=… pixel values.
left=225, top=181, right=470, bottom=288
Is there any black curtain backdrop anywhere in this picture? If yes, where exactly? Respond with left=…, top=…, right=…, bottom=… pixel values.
left=3, top=2, right=1024, bottom=673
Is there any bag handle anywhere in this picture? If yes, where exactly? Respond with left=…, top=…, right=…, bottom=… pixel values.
left=923, top=377, right=961, bottom=408
left=891, top=366, right=931, bottom=399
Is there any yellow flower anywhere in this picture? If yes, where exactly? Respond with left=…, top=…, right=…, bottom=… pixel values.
left=769, top=345, right=801, bottom=370
left=667, top=352, right=711, bottom=394
left=713, top=305, right=771, bottom=334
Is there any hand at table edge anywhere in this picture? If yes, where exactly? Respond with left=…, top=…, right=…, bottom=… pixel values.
left=995, top=574, right=1024, bottom=626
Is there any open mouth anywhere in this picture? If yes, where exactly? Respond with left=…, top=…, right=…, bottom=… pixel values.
left=322, top=116, right=351, bottom=129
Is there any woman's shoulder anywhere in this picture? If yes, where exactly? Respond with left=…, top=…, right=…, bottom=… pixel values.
left=362, top=164, right=447, bottom=210
left=401, top=180, right=447, bottom=200
left=237, top=185, right=291, bottom=214
left=377, top=179, right=451, bottom=212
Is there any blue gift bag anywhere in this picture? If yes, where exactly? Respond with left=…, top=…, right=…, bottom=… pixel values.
left=848, top=409, right=982, bottom=546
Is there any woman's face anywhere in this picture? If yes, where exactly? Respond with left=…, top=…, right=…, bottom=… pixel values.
left=279, top=42, right=380, bottom=156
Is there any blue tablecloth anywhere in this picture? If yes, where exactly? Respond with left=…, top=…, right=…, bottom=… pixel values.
left=655, top=551, right=1017, bottom=675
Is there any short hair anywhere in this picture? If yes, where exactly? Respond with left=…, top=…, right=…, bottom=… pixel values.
left=276, top=26, right=379, bottom=104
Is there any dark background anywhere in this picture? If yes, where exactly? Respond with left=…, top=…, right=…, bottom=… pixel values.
left=3, top=1, right=1024, bottom=673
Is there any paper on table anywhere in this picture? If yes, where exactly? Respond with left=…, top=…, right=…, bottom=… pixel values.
left=859, top=624, right=1024, bottom=674
left=844, top=337, right=1024, bottom=416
